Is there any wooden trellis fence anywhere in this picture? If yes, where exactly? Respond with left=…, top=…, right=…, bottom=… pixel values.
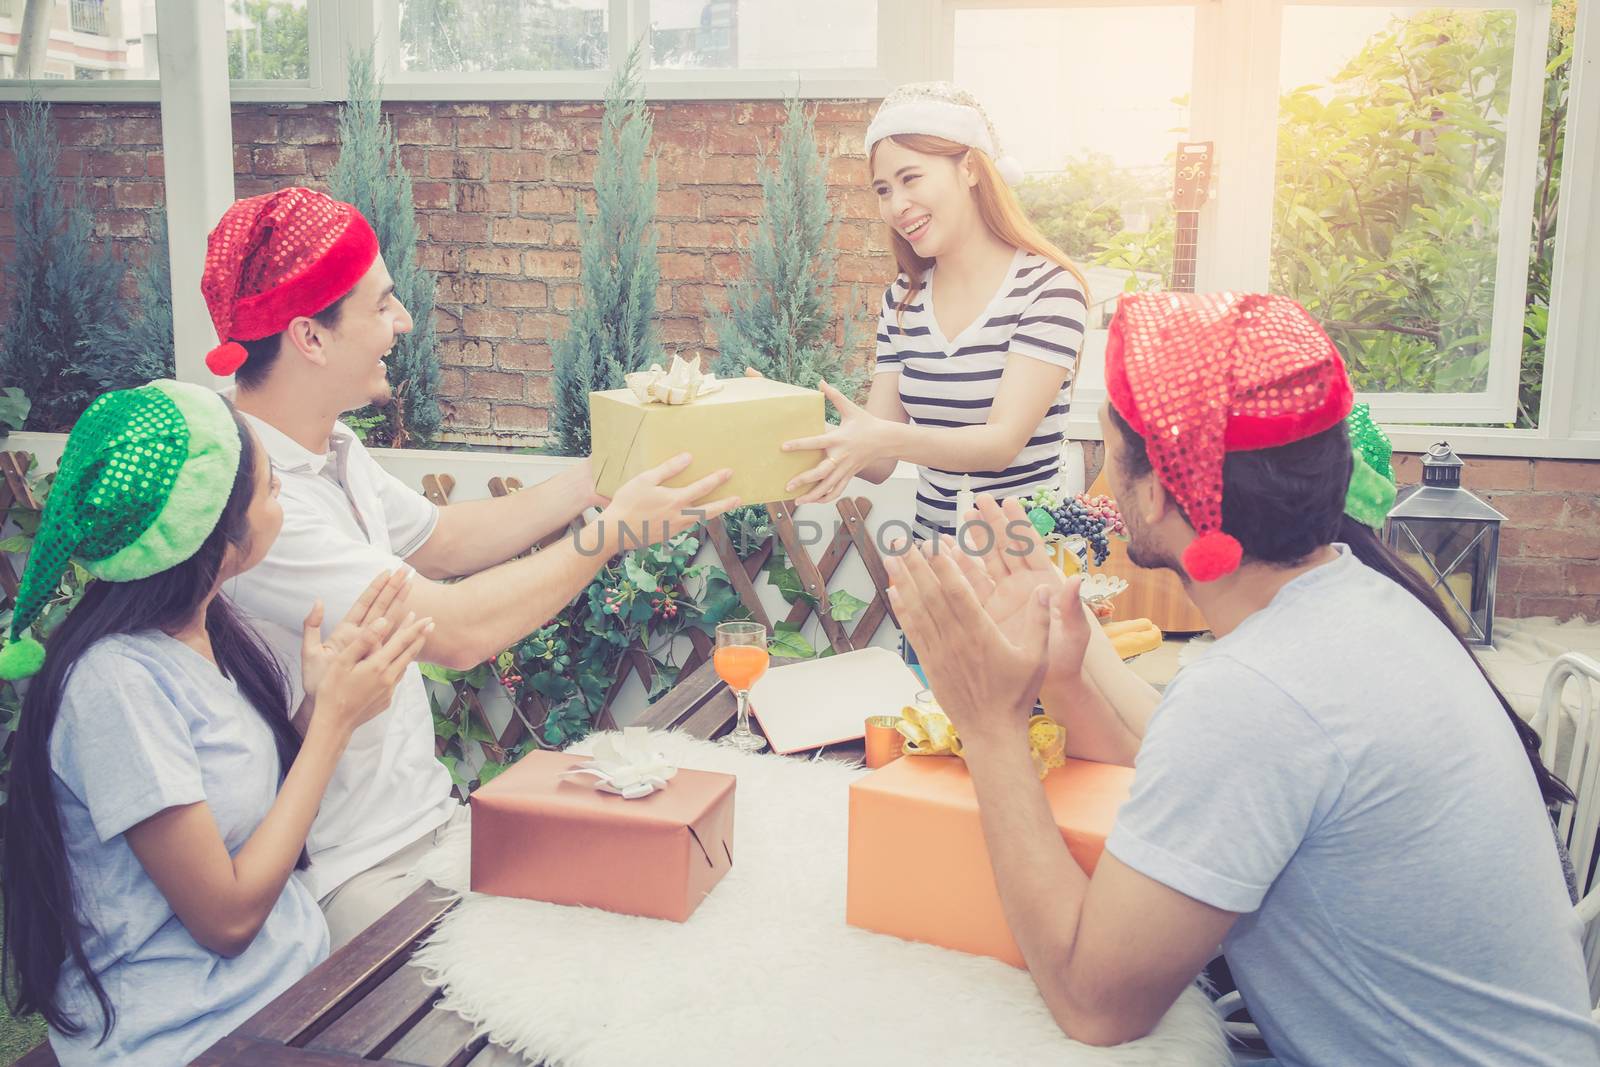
left=417, top=474, right=901, bottom=767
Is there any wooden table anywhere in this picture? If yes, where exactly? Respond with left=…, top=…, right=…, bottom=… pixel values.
left=202, top=658, right=800, bottom=1066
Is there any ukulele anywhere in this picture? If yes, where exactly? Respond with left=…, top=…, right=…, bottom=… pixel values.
left=1088, top=142, right=1215, bottom=634
left=1170, top=141, right=1212, bottom=292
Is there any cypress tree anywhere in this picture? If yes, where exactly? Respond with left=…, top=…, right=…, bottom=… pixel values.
left=710, top=97, right=864, bottom=398
left=0, top=99, right=128, bottom=432
left=550, top=43, right=661, bottom=456
left=330, top=47, right=442, bottom=445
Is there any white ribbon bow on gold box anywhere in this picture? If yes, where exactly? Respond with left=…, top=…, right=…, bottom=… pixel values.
left=624, top=354, right=725, bottom=406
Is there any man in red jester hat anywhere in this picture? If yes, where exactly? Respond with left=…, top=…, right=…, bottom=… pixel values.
left=884, top=292, right=1595, bottom=1064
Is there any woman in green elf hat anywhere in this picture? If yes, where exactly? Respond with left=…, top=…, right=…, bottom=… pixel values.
left=0, top=380, right=433, bottom=1066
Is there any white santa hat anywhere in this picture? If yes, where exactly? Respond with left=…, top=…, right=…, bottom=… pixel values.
left=864, top=82, right=1026, bottom=186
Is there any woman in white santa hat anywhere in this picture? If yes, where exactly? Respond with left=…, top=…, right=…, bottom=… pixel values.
left=779, top=82, right=1091, bottom=543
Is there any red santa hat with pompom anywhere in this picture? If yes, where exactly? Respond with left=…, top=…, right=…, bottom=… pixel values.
left=200, top=187, right=379, bottom=376
left=1103, top=291, right=1354, bottom=583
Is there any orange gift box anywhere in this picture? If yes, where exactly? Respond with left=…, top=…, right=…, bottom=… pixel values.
left=846, top=754, right=1133, bottom=967
left=470, top=750, right=735, bottom=922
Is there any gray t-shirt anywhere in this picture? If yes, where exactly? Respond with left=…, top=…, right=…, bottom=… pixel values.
left=47, top=631, right=328, bottom=1066
left=1106, top=547, right=1599, bottom=1066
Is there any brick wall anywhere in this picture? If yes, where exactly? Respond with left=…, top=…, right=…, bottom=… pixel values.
left=1, top=100, right=1595, bottom=620
left=1428, top=455, right=1600, bottom=622
left=0, top=99, right=890, bottom=442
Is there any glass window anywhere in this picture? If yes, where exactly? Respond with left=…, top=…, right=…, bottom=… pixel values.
left=227, top=0, right=311, bottom=81
left=1271, top=6, right=1519, bottom=402
left=398, top=0, right=609, bottom=73
left=648, top=0, right=876, bottom=70
left=954, top=5, right=1197, bottom=329
left=69, top=0, right=107, bottom=36
left=1, top=0, right=155, bottom=81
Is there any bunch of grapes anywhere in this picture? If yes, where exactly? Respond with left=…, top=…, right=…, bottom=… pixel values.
left=1022, top=491, right=1127, bottom=567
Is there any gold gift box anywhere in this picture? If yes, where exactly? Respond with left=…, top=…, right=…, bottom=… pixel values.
left=589, top=377, right=826, bottom=507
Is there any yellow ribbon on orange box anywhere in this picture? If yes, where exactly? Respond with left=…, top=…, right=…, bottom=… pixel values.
left=896, top=701, right=1067, bottom=780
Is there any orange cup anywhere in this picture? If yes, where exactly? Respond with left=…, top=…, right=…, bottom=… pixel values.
left=864, top=715, right=904, bottom=769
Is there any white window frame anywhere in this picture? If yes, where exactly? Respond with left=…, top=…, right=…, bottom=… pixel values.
left=937, top=0, right=1596, bottom=458
left=1, top=0, right=1595, bottom=458
left=0, top=1, right=919, bottom=101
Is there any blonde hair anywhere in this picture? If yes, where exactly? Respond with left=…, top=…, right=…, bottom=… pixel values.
left=871, top=134, right=1090, bottom=319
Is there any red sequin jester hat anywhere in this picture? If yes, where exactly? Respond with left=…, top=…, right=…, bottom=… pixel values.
left=201, top=187, right=380, bottom=376
left=1103, top=292, right=1355, bottom=583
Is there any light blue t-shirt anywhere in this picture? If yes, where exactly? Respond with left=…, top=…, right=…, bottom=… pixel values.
left=1106, top=547, right=1599, bottom=1067
left=46, top=631, right=329, bottom=1066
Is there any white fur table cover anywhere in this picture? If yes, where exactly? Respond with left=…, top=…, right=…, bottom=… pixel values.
left=410, top=731, right=1231, bottom=1067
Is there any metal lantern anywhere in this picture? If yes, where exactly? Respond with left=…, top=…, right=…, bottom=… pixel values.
left=1384, top=442, right=1505, bottom=647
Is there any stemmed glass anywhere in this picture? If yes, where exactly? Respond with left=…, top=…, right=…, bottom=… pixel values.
left=714, top=621, right=769, bottom=752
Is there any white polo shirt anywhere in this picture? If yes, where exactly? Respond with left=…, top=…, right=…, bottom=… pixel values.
left=224, top=412, right=458, bottom=900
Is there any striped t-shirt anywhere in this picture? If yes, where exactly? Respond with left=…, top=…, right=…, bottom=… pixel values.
left=874, top=249, right=1087, bottom=539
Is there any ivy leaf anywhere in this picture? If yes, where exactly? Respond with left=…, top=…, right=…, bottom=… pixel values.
left=464, top=664, right=496, bottom=690
left=0, top=388, right=29, bottom=435
left=828, top=589, right=869, bottom=622
left=530, top=672, right=572, bottom=701
left=766, top=564, right=805, bottom=604
left=768, top=629, right=816, bottom=659
left=0, top=535, right=31, bottom=554
left=696, top=584, right=743, bottom=629
left=623, top=552, right=659, bottom=592
left=478, top=760, right=509, bottom=787
left=420, top=662, right=468, bottom=684
left=628, top=596, right=654, bottom=625
left=436, top=755, right=468, bottom=789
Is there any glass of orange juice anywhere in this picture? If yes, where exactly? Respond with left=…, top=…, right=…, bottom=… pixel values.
left=714, top=621, right=769, bottom=752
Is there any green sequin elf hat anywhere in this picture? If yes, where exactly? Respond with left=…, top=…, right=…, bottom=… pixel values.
left=0, top=380, right=242, bottom=680
left=1344, top=402, right=1397, bottom=530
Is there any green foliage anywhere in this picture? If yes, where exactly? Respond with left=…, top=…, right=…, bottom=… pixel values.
left=341, top=411, right=388, bottom=444
left=1018, top=154, right=1168, bottom=264
left=759, top=545, right=867, bottom=659
left=551, top=44, right=662, bottom=456
left=0, top=390, right=29, bottom=444
left=423, top=519, right=778, bottom=780
left=86, top=206, right=175, bottom=391
left=1521, top=0, right=1576, bottom=426
left=508, top=528, right=732, bottom=749
left=330, top=47, right=443, bottom=446
left=1094, top=214, right=1177, bottom=294
left=1010, top=7, right=1571, bottom=425
left=1268, top=8, right=1525, bottom=409
left=226, top=0, right=310, bottom=80
left=0, top=99, right=130, bottom=433
left=710, top=98, right=865, bottom=399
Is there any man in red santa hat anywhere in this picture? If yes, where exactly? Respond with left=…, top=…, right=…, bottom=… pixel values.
left=201, top=187, right=737, bottom=959
left=884, top=292, right=1594, bottom=1064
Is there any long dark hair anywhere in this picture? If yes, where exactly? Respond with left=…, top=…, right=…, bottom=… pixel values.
left=2, top=410, right=303, bottom=1043
left=1107, top=405, right=1574, bottom=808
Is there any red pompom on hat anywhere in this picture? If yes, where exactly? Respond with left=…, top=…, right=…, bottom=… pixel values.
left=1104, top=292, right=1354, bottom=583
left=200, top=187, right=379, bottom=376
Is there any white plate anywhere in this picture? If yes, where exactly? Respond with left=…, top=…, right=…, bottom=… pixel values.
left=747, top=646, right=927, bottom=755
